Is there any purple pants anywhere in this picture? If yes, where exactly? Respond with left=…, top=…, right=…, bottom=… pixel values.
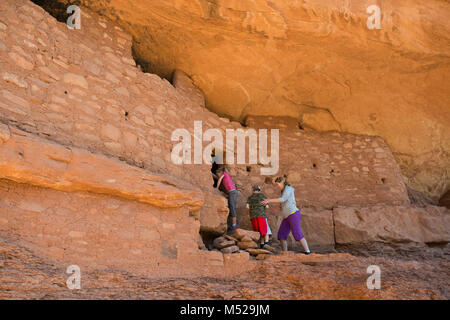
left=277, top=210, right=304, bottom=241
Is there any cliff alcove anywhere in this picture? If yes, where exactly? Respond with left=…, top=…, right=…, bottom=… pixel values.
left=0, top=0, right=449, bottom=299
left=46, top=0, right=450, bottom=202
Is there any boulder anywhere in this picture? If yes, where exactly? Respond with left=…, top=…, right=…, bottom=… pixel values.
left=301, top=209, right=335, bottom=249
left=223, top=234, right=239, bottom=242
left=266, top=208, right=335, bottom=250
left=237, top=241, right=258, bottom=250
left=220, top=245, right=240, bottom=254
left=199, top=194, right=229, bottom=235
left=234, top=228, right=261, bottom=242
left=213, top=237, right=236, bottom=250
left=334, top=205, right=450, bottom=245
left=262, top=244, right=277, bottom=254
left=240, top=235, right=253, bottom=242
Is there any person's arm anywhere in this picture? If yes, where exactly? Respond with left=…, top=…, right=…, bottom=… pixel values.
left=216, top=174, right=224, bottom=189
left=261, top=188, right=290, bottom=206
left=261, top=198, right=280, bottom=205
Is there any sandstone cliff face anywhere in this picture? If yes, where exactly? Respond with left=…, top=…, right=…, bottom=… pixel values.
left=334, top=205, right=450, bottom=245
left=67, top=0, right=450, bottom=200
left=0, top=0, right=449, bottom=282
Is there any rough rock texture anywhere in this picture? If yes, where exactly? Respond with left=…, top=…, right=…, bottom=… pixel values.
left=0, top=0, right=414, bottom=239
left=439, top=190, right=450, bottom=209
left=233, top=116, right=410, bottom=211
left=213, top=237, right=235, bottom=250
left=1, top=236, right=449, bottom=299
left=0, top=124, right=230, bottom=234
left=246, top=248, right=272, bottom=256
left=0, top=125, right=203, bottom=211
left=407, top=186, right=438, bottom=207
left=264, top=208, right=335, bottom=251
left=66, top=0, right=450, bottom=200
left=0, top=0, right=237, bottom=233
left=334, top=205, right=450, bottom=245
left=242, top=202, right=450, bottom=252
left=0, top=0, right=448, bottom=293
left=220, top=245, right=240, bottom=254
left=234, top=228, right=262, bottom=242
left=223, top=234, right=239, bottom=242
left=0, top=178, right=259, bottom=278
left=198, top=196, right=229, bottom=235
left=237, top=241, right=258, bottom=250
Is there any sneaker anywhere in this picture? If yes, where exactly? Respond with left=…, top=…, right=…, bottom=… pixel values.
left=304, top=251, right=311, bottom=255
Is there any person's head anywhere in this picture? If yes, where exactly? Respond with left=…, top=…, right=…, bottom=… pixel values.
left=252, top=185, right=261, bottom=193
left=216, top=166, right=226, bottom=177
left=274, top=175, right=289, bottom=191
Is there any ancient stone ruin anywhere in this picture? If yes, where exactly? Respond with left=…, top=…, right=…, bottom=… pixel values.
left=0, top=0, right=449, bottom=299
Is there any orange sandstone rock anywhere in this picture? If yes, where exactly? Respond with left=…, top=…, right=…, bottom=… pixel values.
left=221, top=245, right=240, bottom=254
left=246, top=248, right=271, bottom=256
left=0, top=126, right=203, bottom=211
left=234, top=229, right=261, bottom=242
left=334, top=205, right=450, bottom=245
left=237, top=241, right=258, bottom=250
left=213, top=237, right=236, bottom=250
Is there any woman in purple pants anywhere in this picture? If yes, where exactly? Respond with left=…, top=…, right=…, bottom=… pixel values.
left=261, top=176, right=311, bottom=254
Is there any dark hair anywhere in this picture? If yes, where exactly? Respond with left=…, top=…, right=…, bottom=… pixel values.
left=252, top=185, right=261, bottom=192
left=275, top=175, right=290, bottom=187
left=216, top=165, right=226, bottom=174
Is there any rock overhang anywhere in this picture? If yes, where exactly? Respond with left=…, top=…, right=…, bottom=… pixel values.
left=46, top=0, right=450, bottom=200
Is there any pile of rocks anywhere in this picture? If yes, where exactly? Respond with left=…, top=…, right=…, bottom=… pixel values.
left=212, top=229, right=276, bottom=256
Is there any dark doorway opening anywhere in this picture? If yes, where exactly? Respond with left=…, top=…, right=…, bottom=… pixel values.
left=30, top=0, right=75, bottom=23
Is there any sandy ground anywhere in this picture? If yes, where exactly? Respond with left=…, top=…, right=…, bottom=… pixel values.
left=0, top=237, right=448, bottom=300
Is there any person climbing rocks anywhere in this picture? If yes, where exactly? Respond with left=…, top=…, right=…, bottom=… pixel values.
left=216, top=166, right=239, bottom=233
left=211, top=149, right=220, bottom=188
left=261, top=175, right=311, bottom=255
left=246, top=185, right=274, bottom=250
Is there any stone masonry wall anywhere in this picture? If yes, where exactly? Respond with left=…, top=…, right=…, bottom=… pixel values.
left=0, top=0, right=218, bottom=190
left=0, top=0, right=408, bottom=208
left=232, top=116, right=410, bottom=249
left=236, top=116, right=409, bottom=210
